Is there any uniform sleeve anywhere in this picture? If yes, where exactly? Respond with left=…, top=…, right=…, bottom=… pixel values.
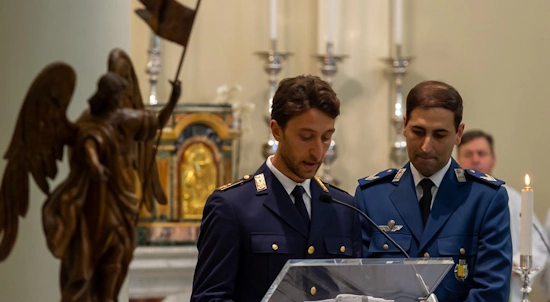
left=354, top=186, right=371, bottom=258
left=191, top=191, right=239, bottom=302
left=348, top=194, right=363, bottom=258
left=506, top=187, right=522, bottom=266
left=466, top=186, right=512, bottom=301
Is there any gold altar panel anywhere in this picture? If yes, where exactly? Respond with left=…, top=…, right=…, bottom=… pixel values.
left=176, top=139, right=221, bottom=220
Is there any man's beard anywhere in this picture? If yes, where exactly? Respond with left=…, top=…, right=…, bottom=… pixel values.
left=280, top=143, right=319, bottom=180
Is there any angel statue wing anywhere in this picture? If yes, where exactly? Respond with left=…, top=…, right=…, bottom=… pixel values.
left=0, top=63, right=77, bottom=261
left=107, top=48, right=167, bottom=212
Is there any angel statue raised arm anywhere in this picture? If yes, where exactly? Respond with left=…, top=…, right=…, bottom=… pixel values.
left=0, top=48, right=180, bottom=301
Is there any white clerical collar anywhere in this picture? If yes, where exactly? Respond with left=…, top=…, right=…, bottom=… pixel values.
left=266, top=155, right=312, bottom=198
left=410, top=158, right=451, bottom=189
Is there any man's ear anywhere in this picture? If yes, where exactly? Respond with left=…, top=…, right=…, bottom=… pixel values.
left=455, top=123, right=465, bottom=145
left=271, top=120, right=282, bottom=141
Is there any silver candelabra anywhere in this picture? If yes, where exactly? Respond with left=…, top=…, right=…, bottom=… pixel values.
left=315, top=42, right=348, bottom=86
left=513, top=255, right=541, bottom=302
left=315, top=42, right=347, bottom=185
left=255, top=39, right=291, bottom=158
left=146, top=33, right=162, bottom=105
left=385, top=45, right=411, bottom=168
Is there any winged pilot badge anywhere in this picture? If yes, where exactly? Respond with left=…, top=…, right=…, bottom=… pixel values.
left=378, top=219, right=403, bottom=232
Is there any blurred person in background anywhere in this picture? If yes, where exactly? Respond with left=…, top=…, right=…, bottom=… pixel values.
left=457, top=129, right=548, bottom=302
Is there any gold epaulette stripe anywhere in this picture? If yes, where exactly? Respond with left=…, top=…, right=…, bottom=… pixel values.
left=313, top=176, right=329, bottom=193
left=217, top=175, right=252, bottom=191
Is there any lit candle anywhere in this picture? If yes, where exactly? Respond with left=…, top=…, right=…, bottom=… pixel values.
left=394, top=0, right=403, bottom=46
left=328, top=0, right=335, bottom=43
left=520, top=174, right=533, bottom=256
left=270, top=0, right=277, bottom=40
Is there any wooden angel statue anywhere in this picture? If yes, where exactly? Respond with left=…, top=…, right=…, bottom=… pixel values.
left=0, top=48, right=180, bottom=302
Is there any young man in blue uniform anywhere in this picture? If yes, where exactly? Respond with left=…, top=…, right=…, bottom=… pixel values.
left=355, top=81, right=512, bottom=301
left=191, top=75, right=362, bottom=302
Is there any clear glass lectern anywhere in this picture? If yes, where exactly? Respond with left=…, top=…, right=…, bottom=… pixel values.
left=262, top=258, right=454, bottom=302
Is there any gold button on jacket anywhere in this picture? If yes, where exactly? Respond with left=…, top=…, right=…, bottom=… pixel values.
left=310, top=286, right=317, bottom=295
left=308, top=246, right=315, bottom=255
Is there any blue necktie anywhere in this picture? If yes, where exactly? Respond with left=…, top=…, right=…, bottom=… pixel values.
left=291, top=185, right=310, bottom=228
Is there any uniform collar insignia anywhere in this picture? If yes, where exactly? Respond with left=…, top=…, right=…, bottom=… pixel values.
left=254, top=173, right=267, bottom=192
left=392, top=168, right=407, bottom=182
left=454, top=168, right=466, bottom=182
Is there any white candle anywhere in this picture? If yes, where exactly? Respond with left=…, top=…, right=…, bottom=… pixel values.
left=394, top=0, right=403, bottom=46
left=270, top=0, right=277, bottom=40
left=520, top=174, right=533, bottom=256
left=328, top=0, right=335, bottom=43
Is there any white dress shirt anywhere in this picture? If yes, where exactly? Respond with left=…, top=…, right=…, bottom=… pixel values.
left=266, top=155, right=312, bottom=218
left=410, top=158, right=452, bottom=208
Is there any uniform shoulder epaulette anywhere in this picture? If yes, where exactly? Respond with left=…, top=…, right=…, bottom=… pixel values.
left=313, top=176, right=350, bottom=195
left=326, top=182, right=351, bottom=196
left=217, top=174, right=254, bottom=192
left=358, top=168, right=399, bottom=187
left=463, top=169, right=505, bottom=187
left=313, top=176, right=329, bottom=193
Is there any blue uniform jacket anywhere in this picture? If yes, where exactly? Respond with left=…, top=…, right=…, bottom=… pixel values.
left=191, top=163, right=362, bottom=302
left=355, top=159, right=512, bottom=302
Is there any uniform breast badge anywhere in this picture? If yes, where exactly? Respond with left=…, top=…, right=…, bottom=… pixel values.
left=454, top=258, right=468, bottom=281
left=378, top=219, right=403, bottom=232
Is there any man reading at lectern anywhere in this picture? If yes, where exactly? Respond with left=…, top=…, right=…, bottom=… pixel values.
left=191, top=75, right=362, bottom=302
left=355, top=80, right=512, bottom=301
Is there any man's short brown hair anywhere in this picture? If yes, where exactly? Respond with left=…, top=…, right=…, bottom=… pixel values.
left=271, top=75, right=340, bottom=128
left=406, top=80, right=463, bottom=131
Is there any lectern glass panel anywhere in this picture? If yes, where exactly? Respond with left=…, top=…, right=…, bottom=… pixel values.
left=262, top=258, right=454, bottom=302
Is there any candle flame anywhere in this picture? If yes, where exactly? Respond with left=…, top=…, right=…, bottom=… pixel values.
left=525, top=174, right=530, bottom=186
